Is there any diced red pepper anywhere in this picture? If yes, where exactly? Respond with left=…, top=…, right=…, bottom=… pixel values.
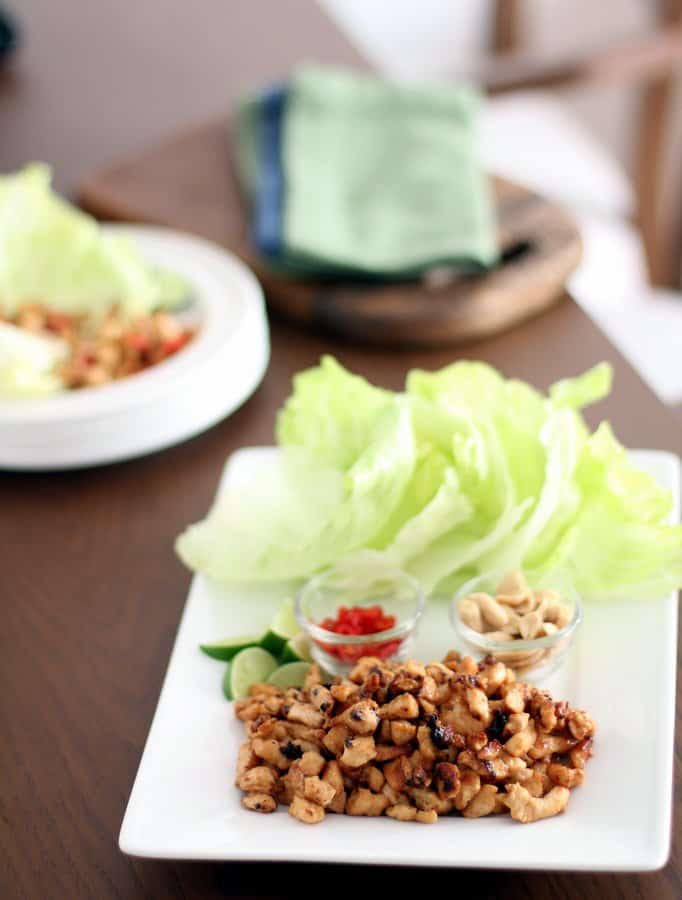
left=316, top=603, right=400, bottom=663
left=161, top=333, right=189, bottom=356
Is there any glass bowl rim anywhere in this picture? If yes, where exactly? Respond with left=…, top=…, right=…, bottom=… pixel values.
left=295, top=566, right=426, bottom=646
left=449, top=569, right=583, bottom=653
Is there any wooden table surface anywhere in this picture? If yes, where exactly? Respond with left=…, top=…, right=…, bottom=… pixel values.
left=1, top=3, right=680, bottom=898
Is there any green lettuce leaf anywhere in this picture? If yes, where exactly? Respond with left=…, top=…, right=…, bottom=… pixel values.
left=529, top=423, right=682, bottom=599
left=0, top=164, right=187, bottom=318
left=176, top=399, right=416, bottom=581
left=178, top=356, right=682, bottom=602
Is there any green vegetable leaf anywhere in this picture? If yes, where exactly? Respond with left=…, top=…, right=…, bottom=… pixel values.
left=178, top=355, right=682, bottom=603
left=0, top=164, right=187, bottom=318
left=176, top=399, right=416, bottom=581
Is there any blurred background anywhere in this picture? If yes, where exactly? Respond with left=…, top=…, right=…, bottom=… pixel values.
left=1, top=0, right=681, bottom=403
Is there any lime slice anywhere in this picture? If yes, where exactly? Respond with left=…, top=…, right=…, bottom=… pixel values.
left=267, top=661, right=311, bottom=691
left=280, top=632, right=313, bottom=664
left=222, top=663, right=233, bottom=700
left=228, top=647, right=278, bottom=700
left=200, top=633, right=263, bottom=661
left=260, top=598, right=299, bottom=656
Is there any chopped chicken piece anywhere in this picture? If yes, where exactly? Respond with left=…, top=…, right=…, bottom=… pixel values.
left=237, top=766, right=277, bottom=795
left=349, top=657, right=384, bottom=683
left=361, top=765, right=385, bottom=793
left=375, top=743, right=411, bottom=762
left=303, top=776, right=336, bottom=807
left=503, top=784, right=570, bottom=823
left=334, top=699, right=380, bottom=734
left=386, top=803, right=417, bottom=821
left=340, top=735, right=377, bottom=768
left=567, top=709, right=597, bottom=741
left=410, top=788, right=453, bottom=815
left=309, top=684, right=334, bottom=714
left=415, top=809, right=438, bottom=824
left=235, top=742, right=259, bottom=782
left=434, top=762, right=460, bottom=800
left=462, top=784, right=499, bottom=818
left=454, top=771, right=481, bottom=811
left=384, top=756, right=411, bottom=793
left=391, top=720, right=417, bottom=745
left=241, top=792, right=277, bottom=813
left=504, top=719, right=537, bottom=757
left=346, top=788, right=390, bottom=817
left=547, top=763, right=585, bottom=789
left=289, top=794, right=325, bottom=824
left=322, top=724, right=351, bottom=756
left=378, top=693, right=420, bottom=720
left=287, top=702, right=324, bottom=728
left=299, top=751, right=325, bottom=776
left=330, top=682, right=359, bottom=703
left=252, top=737, right=289, bottom=770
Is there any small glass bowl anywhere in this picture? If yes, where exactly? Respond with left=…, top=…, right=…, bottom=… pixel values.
left=450, top=570, right=582, bottom=682
left=295, top=564, right=426, bottom=677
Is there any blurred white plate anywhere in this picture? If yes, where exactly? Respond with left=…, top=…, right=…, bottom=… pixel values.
left=0, top=226, right=269, bottom=469
left=119, top=447, right=679, bottom=871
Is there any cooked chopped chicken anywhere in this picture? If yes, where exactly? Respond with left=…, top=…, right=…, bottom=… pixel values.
left=286, top=702, right=324, bottom=728
left=242, top=792, right=277, bottom=813
left=237, top=766, right=276, bottom=795
left=462, top=784, right=499, bottom=818
left=334, top=699, right=380, bottom=734
left=346, top=787, right=390, bottom=817
left=298, top=751, right=325, bottom=776
left=234, top=652, right=594, bottom=826
left=378, top=693, right=420, bottom=720
left=303, top=776, right=336, bottom=807
left=289, top=794, right=325, bottom=824
left=391, top=720, right=417, bottom=745
left=386, top=803, right=417, bottom=821
left=503, top=784, right=570, bottom=823
left=340, top=735, right=377, bottom=768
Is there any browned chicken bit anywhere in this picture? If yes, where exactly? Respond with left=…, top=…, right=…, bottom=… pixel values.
left=234, top=651, right=596, bottom=825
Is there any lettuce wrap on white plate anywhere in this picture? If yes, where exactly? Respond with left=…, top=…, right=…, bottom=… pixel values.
left=0, top=164, right=188, bottom=396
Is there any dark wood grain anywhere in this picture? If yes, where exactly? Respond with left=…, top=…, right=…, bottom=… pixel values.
left=0, top=2, right=680, bottom=899
left=80, top=123, right=582, bottom=347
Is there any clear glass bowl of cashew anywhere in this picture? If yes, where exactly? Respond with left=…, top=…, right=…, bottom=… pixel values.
left=449, top=569, right=582, bottom=681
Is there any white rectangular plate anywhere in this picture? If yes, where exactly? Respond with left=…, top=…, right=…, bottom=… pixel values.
left=120, top=447, right=679, bottom=870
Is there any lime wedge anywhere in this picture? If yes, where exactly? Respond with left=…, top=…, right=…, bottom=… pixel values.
left=280, top=632, right=313, bottom=664
left=200, top=633, right=263, bottom=661
left=221, top=664, right=233, bottom=700
left=260, top=598, right=299, bottom=656
left=267, top=661, right=311, bottom=691
left=228, top=647, right=278, bottom=700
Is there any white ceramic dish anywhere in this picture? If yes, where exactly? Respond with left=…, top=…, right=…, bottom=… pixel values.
left=0, top=226, right=269, bottom=469
left=120, top=447, right=679, bottom=871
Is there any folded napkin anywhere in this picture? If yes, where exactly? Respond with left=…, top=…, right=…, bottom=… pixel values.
left=235, top=65, right=498, bottom=278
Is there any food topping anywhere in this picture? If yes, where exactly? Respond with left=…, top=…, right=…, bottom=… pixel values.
left=1, top=304, right=194, bottom=390
left=318, top=604, right=400, bottom=662
left=234, top=650, right=595, bottom=825
left=458, top=571, right=573, bottom=673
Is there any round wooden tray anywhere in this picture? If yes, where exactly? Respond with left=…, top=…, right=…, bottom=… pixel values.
left=258, top=177, right=582, bottom=347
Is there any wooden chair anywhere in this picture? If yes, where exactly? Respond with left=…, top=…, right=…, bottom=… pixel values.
left=470, top=0, right=682, bottom=288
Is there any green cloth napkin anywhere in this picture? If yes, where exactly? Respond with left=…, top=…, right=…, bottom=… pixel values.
left=236, top=65, right=499, bottom=278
